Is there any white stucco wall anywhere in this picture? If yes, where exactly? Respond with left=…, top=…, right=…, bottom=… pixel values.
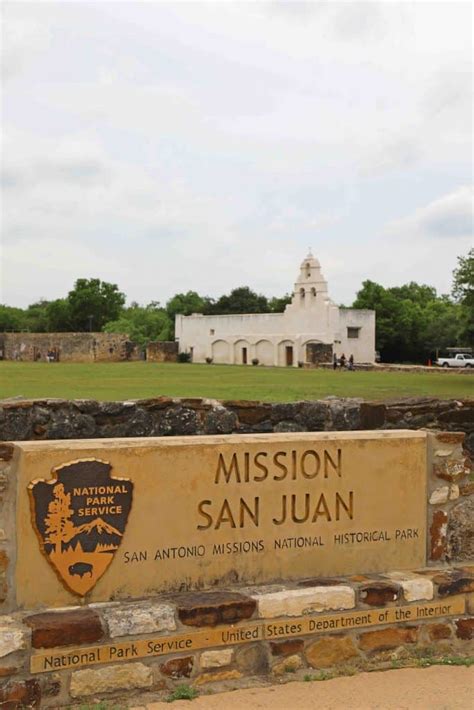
left=175, top=255, right=376, bottom=366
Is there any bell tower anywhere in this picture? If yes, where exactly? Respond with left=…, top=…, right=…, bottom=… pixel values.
left=290, top=250, right=329, bottom=309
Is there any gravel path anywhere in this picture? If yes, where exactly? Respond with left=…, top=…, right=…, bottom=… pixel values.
left=143, top=666, right=473, bottom=710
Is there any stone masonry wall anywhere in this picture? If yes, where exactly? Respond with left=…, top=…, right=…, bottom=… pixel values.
left=306, top=342, right=333, bottom=365
left=146, top=341, right=179, bottom=363
left=0, top=565, right=472, bottom=707
left=1, top=396, right=472, bottom=454
left=0, top=333, right=141, bottom=363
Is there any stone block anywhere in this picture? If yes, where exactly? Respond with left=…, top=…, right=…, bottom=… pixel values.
left=385, top=573, right=433, bottom=601
left=254, top=586, right=355, bottom=618
left=176, top=592, right=256, bottom=627
left=270, top=403, right=302, bottom=424
left=195, top=669, right=242, bottom=685
left=430, top=510, right=448, bottom=561
left=426, top=623, right=452, bottom=641
left=272, top=654, right=303, bottom=676
left=269, top=639, right=304, bottom=657
left=0, top=445, right=14, bottom=462
left=429, top=486, right=450, bottom=505
left=455, top=618, right=474, bottom=640
left=447, top=498, right=474, bottom=561
left=159, top=656, right=193, bottom=678
left=359, top=403, right=386, bottom=430
left=297, top=402, right=329, bottom=431
left=0, top=666, right=20, bottom=678
left=0, top=679, right=41, bottom=709
left=158, top=407, right=199, bottom=436
left=25, top=609, right=104, bottom=649
left=0, top=550, right=8, bottom=603
left=103, top=602, right=176, bottom=638
left=297, top=577, right=346, bottom=587
left=449, top=484, right=460, bottom=500
left=306, top=636, right=358, bottom=668
left=434, top=432, right=465, bottom=445
left=459, top=481, right=474, bottom=497
left=200, top=649, right=233, bottom=669
left=204, top=408, right=238, bottom=435
left=358, top=627, right=418, bottom=653
left=235, top=644, right=269, bottom=674
left=358, top=582, right=400, bottom=606
left=434, top=457, right=470, bottom=482
left=223, top=401, right=271, bottom=426
left=434, top=570, right=474, bottom=596
left=0, top=619, right=26, bottom=658
left=70, top=663, right=153, bottom=697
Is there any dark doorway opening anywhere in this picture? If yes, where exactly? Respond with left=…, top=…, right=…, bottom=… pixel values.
left=286, top=346, right=293, bottom=366
left=242, top=347, right=248, bottom=364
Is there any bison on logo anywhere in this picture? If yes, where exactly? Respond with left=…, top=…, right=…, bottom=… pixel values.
left=29, top=458, right=133, bottom=596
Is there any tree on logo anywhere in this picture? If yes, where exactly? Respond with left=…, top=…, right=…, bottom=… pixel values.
left=44, top=483, right=77, bottom=552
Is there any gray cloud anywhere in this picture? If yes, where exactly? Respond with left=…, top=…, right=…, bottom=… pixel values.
left=1, top=2, right=472, bottom=308
left=386, top=187, right=473, bottom=240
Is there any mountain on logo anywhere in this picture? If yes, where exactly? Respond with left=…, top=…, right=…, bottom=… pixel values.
left=67, top=517, right=123, bottom=552
left=74, top=518, right=123, bottom=537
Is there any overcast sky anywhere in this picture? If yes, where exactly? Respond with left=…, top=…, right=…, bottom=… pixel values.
left=2, top=1, right=472, bottom=308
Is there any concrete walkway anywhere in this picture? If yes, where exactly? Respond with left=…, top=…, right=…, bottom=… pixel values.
left=143, top=666, right=473, bottom=710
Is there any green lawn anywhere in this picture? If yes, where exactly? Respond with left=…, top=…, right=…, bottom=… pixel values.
left=0, top=362, right=472, bottom=402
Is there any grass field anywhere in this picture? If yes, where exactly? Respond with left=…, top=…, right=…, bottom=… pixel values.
left=0, top=362, right=472, bottom=402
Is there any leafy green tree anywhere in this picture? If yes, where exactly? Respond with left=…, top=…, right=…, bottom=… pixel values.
left=452, top=248, right=474, bottom=303
left=353, top=280, right=463, bottom=362
left=207, top=286, right=270, bottom=315
left=166, top=291, right=210, bottom=319
left=268, top=294, right=292, bottom=312
left=0, top=305, right=27, bottom=331
left=452, top=248, right=474, bottom=345
left=104, top=303, right=172, bottom=347
left=23, top=300, right=51, bottom=332
left=66, top=279, right=126, bottom=331
left=46, top=299, right=73, bottom=332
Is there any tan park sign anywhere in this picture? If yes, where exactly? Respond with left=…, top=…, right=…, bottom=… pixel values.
left=16, top=431, right=427, bottom=607
left=30, top=596, right=465, bottom=673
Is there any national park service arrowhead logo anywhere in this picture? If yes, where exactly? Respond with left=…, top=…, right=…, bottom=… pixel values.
left=28, top=459, right=133, bottom=597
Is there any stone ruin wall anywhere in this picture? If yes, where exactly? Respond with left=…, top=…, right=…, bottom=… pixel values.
left=146, top=341, right=179, bottom=363
left=0, top=333, right=141, bottom=363
left=306, top=342, right=333, bottom=365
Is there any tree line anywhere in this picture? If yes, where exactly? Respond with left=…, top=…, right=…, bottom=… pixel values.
left=0, top=250, right=472, bottom=362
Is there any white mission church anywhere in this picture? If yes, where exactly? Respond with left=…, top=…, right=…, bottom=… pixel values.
left=175, top=253, right=376, bottom=367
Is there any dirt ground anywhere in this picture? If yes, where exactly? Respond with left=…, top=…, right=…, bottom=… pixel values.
left=142, top=666, right=474, bottom=710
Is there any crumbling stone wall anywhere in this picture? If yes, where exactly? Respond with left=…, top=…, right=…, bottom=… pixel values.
left=306, top=342, right=333, bottom=365
left=146, top=341, right=178, bottom=362
left=0, top=333, right=141, bottom=362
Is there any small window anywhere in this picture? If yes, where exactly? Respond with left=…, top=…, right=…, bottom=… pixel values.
left=311, top=287, right=316, bottom=297
left=347, top=327, right=360, bottom=339
left=300, top=287, right=305, bottom=299
left=210, top=329, right=215, bottom=335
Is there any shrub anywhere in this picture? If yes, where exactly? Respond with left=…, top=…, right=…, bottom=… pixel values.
left=177, top=352, right=191, bottom=363
left=166, top=684, right=199, bottom=702
left=205, top=357, right=213, bottom=364
left=251, top=358, right=259, bottom=366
